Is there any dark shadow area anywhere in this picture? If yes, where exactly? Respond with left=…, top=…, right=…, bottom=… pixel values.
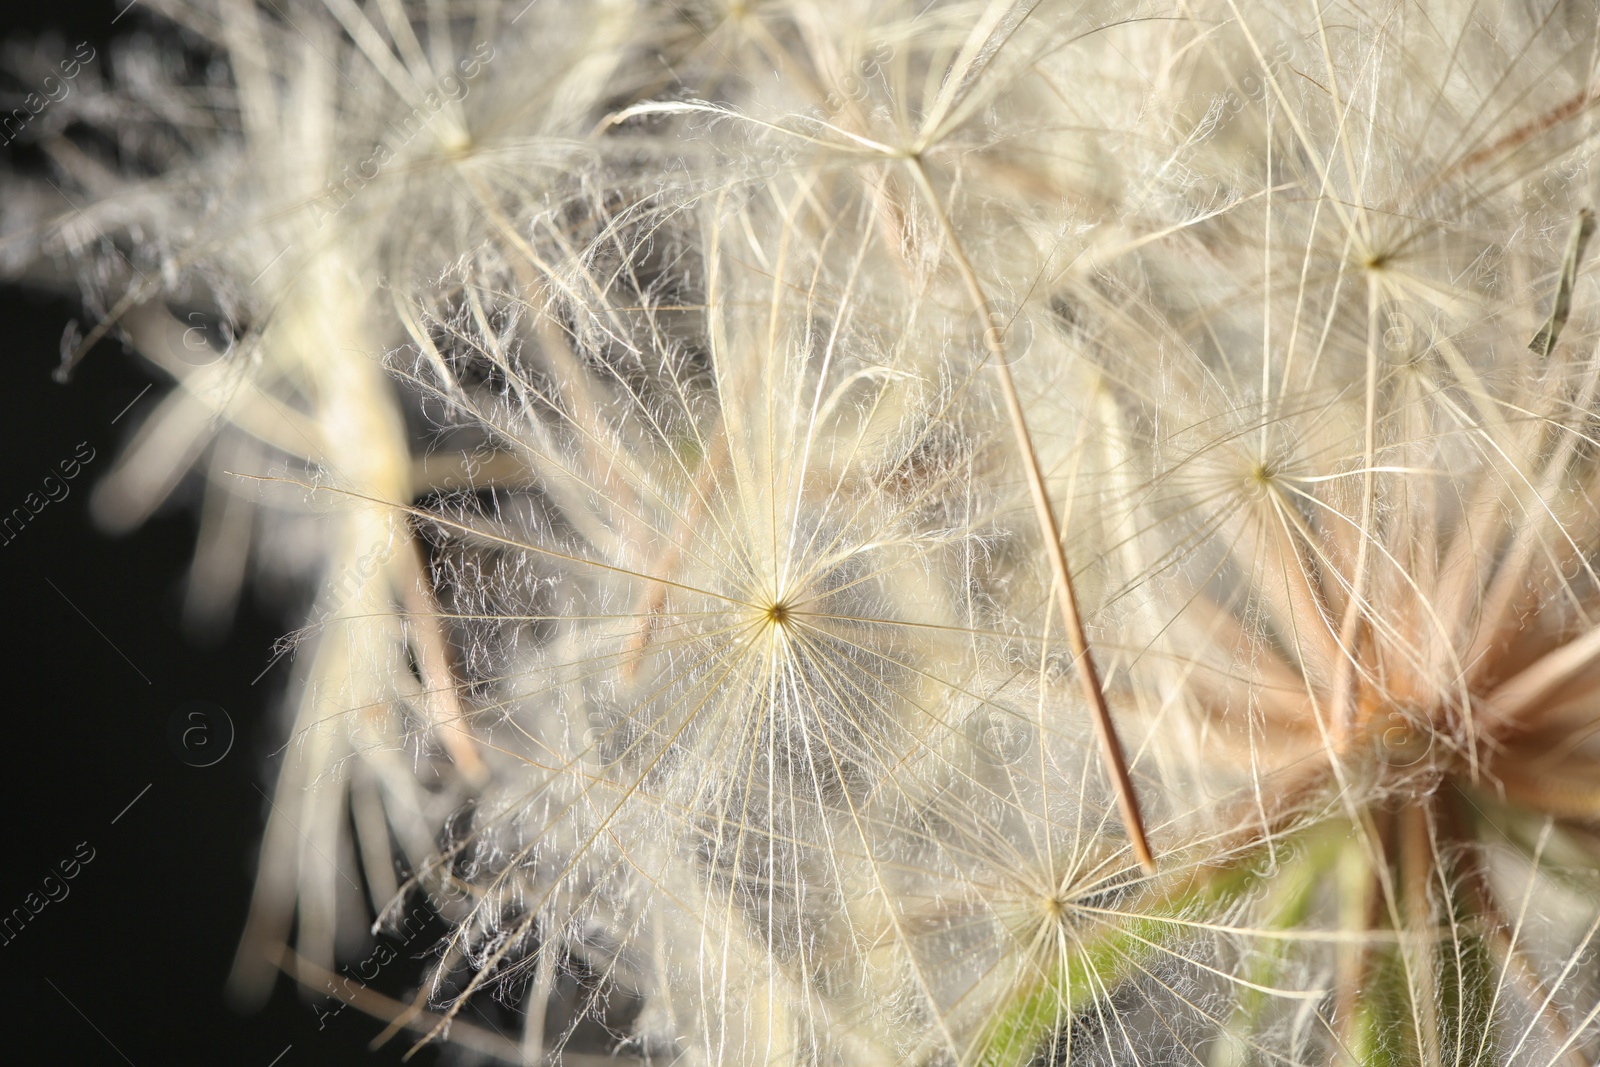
left=0, top=4, right=465, bottom=1063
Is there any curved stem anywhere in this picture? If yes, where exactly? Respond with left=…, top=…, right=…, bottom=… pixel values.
left=903, top=154, right=1155, bottom=873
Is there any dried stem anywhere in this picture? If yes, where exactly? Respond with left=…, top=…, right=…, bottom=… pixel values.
left=904, top=153, right=1156, bottom=873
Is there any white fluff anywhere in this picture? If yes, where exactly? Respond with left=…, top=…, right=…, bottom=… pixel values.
left=9, top=1, right=1600, bottom=1063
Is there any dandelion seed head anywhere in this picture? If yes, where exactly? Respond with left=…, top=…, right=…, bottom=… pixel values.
left=21, top=0, right=1600, bottom=1062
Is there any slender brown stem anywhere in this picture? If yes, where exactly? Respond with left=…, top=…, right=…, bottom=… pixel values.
left=904, top=155, right=1155, bottom=873
left=1436, top=87, right=1596, bottom=187
left=620, top=433, right=726, bottom=681
left=397, top=539, right=488, bottom=784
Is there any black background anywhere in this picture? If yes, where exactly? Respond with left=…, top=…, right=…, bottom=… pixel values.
left=0, top=3, right=454, bottom=1063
